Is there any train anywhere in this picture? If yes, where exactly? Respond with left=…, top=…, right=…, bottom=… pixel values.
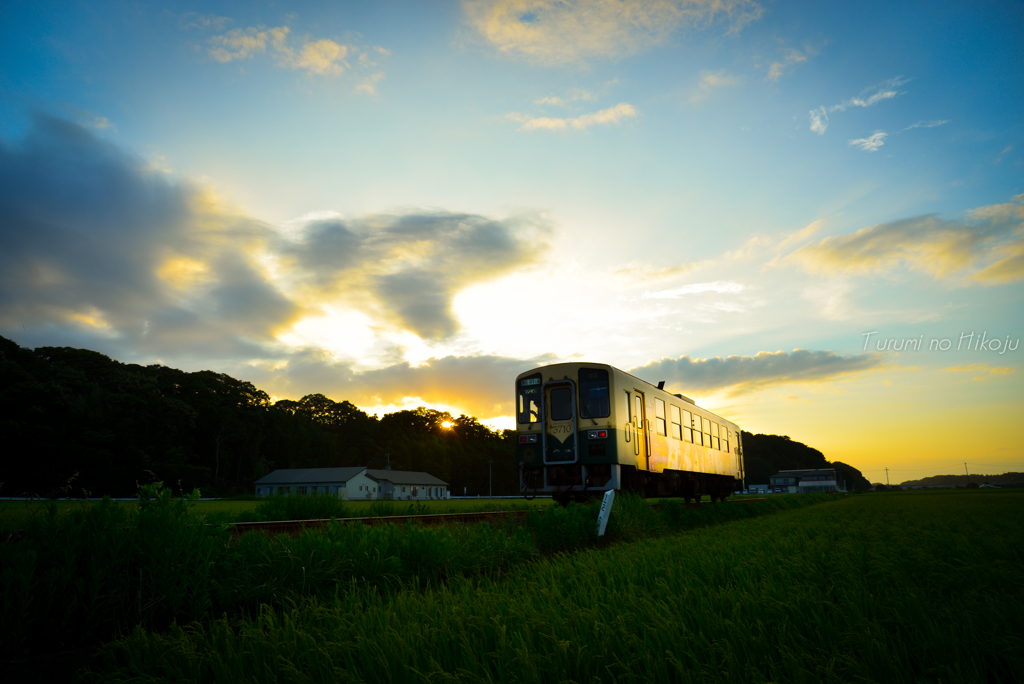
left=516, top=362, right=744, bottom=504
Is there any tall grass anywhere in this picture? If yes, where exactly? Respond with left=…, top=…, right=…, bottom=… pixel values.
left=93, top=491, right=1024, bottom=683
left=0, top=484, right=230, bottom=656
left=1, top=485, right=830, bottom=662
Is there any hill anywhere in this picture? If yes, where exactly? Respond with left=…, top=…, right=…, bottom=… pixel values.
left=899, top=472, right=1024, bottom=487
left=741, top=432, right=872, bottom=492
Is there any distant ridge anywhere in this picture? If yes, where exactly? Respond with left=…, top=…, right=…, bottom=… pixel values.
left=898, top=472, right=1023, bottom=487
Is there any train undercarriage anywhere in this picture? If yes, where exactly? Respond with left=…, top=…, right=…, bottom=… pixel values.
left=522, top=463, right=740, bottom=506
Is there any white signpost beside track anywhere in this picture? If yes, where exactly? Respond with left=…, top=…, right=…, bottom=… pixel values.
left=596, top=489, right=616, bottom=536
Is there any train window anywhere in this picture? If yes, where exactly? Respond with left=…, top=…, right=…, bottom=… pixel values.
left=578, top=368, right=610, bottom=418
left=550, top=386, right=573, bottom=421
left=712, top=422, right=720, bottom=450
left=517, top=373, right=542, bottom=423
left=654, top=398, right=667, bottom=435
left=703, top=417, right=711, bottom=448
left=670, top=405, right=682, bottom=440
left=722, top=429, right=729, bottom=454
left=682, top=409, right=693, bottom=442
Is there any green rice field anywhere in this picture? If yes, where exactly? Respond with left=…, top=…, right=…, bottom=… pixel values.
left=3, top=490, right=1020, bottom=682
left=94, top=491, right=1022, bottom=683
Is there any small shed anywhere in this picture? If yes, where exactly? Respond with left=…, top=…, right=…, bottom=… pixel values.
left=367, top=469, right=449, bottom=500
left=254, top=467, right=382, bottom=500
left=254, top=467, right=450, bottom=500
left=768, top=468, right=845, bottom=494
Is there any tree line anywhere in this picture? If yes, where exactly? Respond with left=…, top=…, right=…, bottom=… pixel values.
left=0, top=336, right=515, bottom=498
left=0, top=335, right=867, bottom=498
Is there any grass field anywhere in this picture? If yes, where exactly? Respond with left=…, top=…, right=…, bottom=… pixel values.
left=87, top=490, right=1023, bottom=683
left=1, top=486, right=826, bottom=670
left=0, top=496, right=558, bottom=531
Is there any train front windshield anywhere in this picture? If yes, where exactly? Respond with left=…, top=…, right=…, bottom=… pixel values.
left=578, top=368, right=610, bottom=418
left=517, top=373, right=541, bottom=423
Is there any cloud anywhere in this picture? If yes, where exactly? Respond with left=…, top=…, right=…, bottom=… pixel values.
left=965, top=193, right=1024, bottom=223
left=786, top=196, right=1024, bottom=283
left=462, top=0, right=764, bottom=65
left=508, top=103, right=638, bottom=131
left=181, top=13, right=231, bottom=31
left=943, top=364, right=1016, bottom=382
left=830, top=77, right=908, bottom=112
left=849, top=131, right=887, bottom=151
left=767, top=48, right=807, bottom=82
left=944, top=364, right=1014, bottom=376
left=207, top=25, right=376, bottom=78
left=642, top=281, right=744, bottom=298
left=353, top=72, right=385, bottom=96
left=89, top=116, right=115, bottom=131
left=278, top=211, right=552, bottom=340
left=809, top=77, right=908, bottom=134
left=534, top=88, right=596, bottom=107
left=247, top=350, right=548, bottom=418
left=691, top=70, right=743, bottom=101
left=289, top=38, right=349, bottom=76
left=902, top=119, right=949, bottom=131
left=0, top=114, right=299, bottom=360
left=0, top=115, right=553, bottom=371
left=208, top=26, right=289, bottom=63
left=809, top=107, right=828, bottom=135
left=630, top=349, right=883, bottom=395
left=611, top=259, right=711, bottom=284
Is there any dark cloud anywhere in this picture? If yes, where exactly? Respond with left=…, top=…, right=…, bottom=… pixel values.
left=631, top=349, right=884, bottom=395
left=245, top=350, right=555, bottom=418
left=0, top=114, right=298, bottom=360
left=281, top=211, right=550, bottom=341
left=374, top=270, right=455, bottom=339
left=251, top=348, right=873, bottom=417
left=0, top=115, right=549, bottom=366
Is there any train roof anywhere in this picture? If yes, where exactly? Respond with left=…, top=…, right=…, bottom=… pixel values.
left=516, top=361, right=738, bottom=427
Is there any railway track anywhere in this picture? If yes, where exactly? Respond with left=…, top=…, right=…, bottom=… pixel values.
left=229, top=509, right=530, bottom=538
left=229, top=497, right=768, bottom=538
left=4, top=498, right=769, bottom=541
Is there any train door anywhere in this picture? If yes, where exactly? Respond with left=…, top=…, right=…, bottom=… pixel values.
left=627, top=390, right=650, bottom=471
left=543, top=380, right=577, bottom=463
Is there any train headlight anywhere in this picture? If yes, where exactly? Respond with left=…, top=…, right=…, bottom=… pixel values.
left=587, top=430, right=608, bottom=439
left=519, top=434, right=538, bottom=444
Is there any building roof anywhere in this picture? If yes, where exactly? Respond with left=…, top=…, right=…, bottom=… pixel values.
left=254, top=467, right=368, bottom=485
left=254, top=467, right=449, bottom=487
left=366, top=469, right=448, bottom=486
left=770, top=468, right=836, bottom=478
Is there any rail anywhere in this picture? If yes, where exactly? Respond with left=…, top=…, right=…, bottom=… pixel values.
left=230, top=498, right=768, bottom=538
left=229, top=509, right=529, bottom=538
left=4, top=498, right=768, bottom=541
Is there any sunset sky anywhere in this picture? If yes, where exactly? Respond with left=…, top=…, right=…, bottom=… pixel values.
left=1, top=0, right=1022, bottom=483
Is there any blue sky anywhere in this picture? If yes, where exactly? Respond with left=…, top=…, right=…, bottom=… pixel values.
left=1, top=0, right=1022, bottom=482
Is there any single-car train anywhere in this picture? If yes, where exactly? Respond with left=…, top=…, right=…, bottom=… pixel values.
left=516, top=362, right=744, bottom=504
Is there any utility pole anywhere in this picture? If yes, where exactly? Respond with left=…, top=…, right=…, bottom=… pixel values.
left=885, top=467, right=890, bottom=488
left=488, top=460, right=493, bottom=497
left=965, top=462, right=969, bottom=486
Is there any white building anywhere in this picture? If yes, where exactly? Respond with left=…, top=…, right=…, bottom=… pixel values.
left=769, top=468, right=845, bottom=494
left=254, top=467, right=449, bottom=500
